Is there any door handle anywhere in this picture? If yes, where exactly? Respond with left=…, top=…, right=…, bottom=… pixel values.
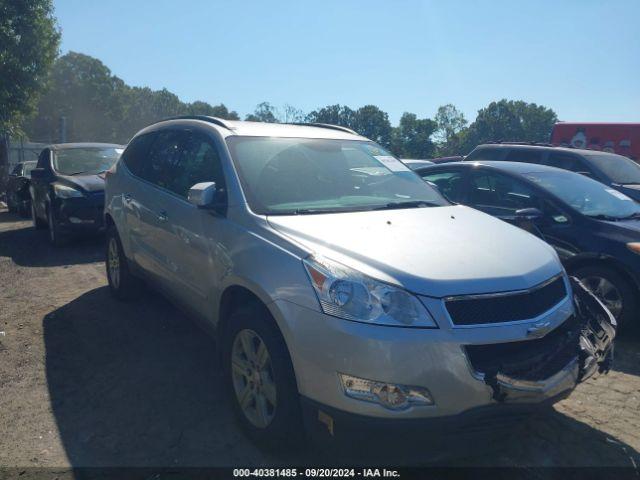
left=157, top=210, right=168, bottom=222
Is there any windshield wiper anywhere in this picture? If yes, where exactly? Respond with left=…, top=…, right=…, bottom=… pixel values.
left=372, top=200, right=439, bottom=211
left=586, top=214, right=624, bottom=221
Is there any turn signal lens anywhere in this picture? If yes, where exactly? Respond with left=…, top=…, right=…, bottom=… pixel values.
left=339, top=373, right=434, bottom=410
left=627, top=243, right=640, bottom=255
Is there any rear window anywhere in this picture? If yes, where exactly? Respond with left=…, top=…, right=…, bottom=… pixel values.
left=585, top=153, right=640, bottom=184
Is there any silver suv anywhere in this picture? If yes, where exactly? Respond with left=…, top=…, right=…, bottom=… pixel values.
left=104, top=116, right=578, bottom=445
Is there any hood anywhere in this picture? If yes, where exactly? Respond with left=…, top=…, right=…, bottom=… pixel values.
left=58, top=173, right=106, bottom=193
left=615, top=184, right=640, bottom=202
left=268, top=205, right=562, bottom=298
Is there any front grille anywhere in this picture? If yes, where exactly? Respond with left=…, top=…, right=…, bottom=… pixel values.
left=445, top=276, right=567, bottom=326
left=464, top=315, right=580, bottom=381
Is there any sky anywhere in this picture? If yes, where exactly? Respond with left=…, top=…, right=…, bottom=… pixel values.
left=53, top=0, right=640, bottom=125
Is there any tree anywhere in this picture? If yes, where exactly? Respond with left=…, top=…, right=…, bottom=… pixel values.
left=462, top=99, right=557, bottom=153
left=434, top=104, right=467, bottom=156
left=390, top=113, right=437, bottom=158
left=186, top=101, right=239, bottom=120
left=352, top=105, right=393, bottom=148
left=306, top=104, right=356, bottom=127
left=280, top=104, right=305, bottom=124
left=0, top=0, right=60, bottom=137
left=245, top=102, right=278, bottom=123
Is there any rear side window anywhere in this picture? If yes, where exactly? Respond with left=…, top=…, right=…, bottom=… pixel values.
left=466, top=148, right=504, bottom=161
left=121, top=133, right=155, bottom=177
left=544, top=153, right=591, bottom=174
left=143, top=130, right=185, bottom=190
left=421, top=170, right=466, bottom=203
left=504, top=149, right=544, bottom=164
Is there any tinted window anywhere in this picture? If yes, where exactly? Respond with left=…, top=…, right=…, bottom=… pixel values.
left=420, top=170, right=466, bottom=203
left=165, top=132, right=226, bottom=199
left=504, top=149, right=544, bottom=164
left=142, top=130, right=185, bottom=190
left=36, top=149, right=50, bottom=169
left=122, top=133, right=155, bottom=177
left=583, top=153, right=640, bottom=184
left=469, top=171, right=539, bottom=216
left=466, top=148, right=504, bottom=161
left=544, top=153, right=590, bottom=174
left=23, top=162, right=36, bottom=177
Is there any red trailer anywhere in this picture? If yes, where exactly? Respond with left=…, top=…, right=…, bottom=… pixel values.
left=551, top=122, right=640, bottom=161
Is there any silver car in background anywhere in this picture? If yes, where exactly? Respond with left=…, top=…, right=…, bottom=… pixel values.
left=104, top=117, right=579, bottom=446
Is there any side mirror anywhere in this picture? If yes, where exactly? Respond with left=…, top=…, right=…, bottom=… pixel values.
left=30, top=168, right=48, bottom=179
left=188, top=182, right=217, bottom=208
left=515, top=207, right=544, bottom=221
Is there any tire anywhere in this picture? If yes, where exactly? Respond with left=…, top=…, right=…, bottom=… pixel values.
left=47, top=206, right=67, bottom=247
left=106, top=225, right=143, bottom=300
left=32, top=202, right=47, bottom=230
left=7, top=195, right=16, bottom=213
left=222, top=304, right=303, bottom=449
left=572, top=264, right=638, bottom=330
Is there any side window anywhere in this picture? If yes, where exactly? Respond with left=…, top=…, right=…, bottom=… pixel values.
left=420, top=170, right=465, bottom=203
left=142, top=130, right=185, bottom=189
left=504, top=149, right=544, bottom=164
left=469, top=171, right=539, bottom=216
left=165, top=132, right=227, bottom=199
left=121, top=133, right=155, bottom=177
left=466, top=148, right=503, bottom=161
left=544, top=153, right=591, bottom=174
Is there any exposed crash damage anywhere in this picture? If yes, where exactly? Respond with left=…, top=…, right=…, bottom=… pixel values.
left=465, top=277, right=616, bottom=403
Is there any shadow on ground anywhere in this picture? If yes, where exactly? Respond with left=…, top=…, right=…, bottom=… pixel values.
left=0, top=212, right=103, bottom=267
left=44, top=287, right=640, bottom=469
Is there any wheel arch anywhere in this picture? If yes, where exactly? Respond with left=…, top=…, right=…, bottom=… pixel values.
left=565, top=253, right=640, bottom=292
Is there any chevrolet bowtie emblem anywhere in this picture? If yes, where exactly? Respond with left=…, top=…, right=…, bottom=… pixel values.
left=526, top=320, right=553, bottom=338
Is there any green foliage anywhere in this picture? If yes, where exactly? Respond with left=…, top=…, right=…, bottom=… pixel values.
left=390, top=113, right=437, bottom=158
left=0, top=0, right=60, bottom=136
left=26, top=52, right=239, bottom=143
left=434, top=104, right=467, bottom=156
left=245, top=102, right=278, bottom=123
left=460, top=99, right=558, bottom=153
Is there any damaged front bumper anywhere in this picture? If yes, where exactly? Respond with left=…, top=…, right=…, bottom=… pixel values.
left=465, top=277, right=616, bottom=404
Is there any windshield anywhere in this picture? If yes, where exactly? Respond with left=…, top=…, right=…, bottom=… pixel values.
left=226, top=137, right=448, bottom=215
left=524, top=170, right=640, bottom=219
left=23, top=162, right=37, bottom=177
left=585, top=153, right=640, bottom=184
left=53, top=147, right=123, bottom=175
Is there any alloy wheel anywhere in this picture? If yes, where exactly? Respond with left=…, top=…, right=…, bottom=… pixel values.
left=581, top=275, right=623, bottom=319
left=108, top=237, right=120, bottom=290
left=231, top=329, right=277, bottom=429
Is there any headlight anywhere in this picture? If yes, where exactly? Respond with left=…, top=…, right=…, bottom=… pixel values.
left=627, top=242, right=640, bottom=255
left=53, top=184, right=83, bottom=199
left=303, top=255, right=437, bottom=327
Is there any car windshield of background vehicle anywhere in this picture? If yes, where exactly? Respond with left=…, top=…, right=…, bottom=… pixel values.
left=23, top=162, right=37, bottom=177
left=226, top=137, right=449, bottom=215
left=524, top=170, right=640, bottom=220
left=585, top=153, right=640, bottom=184
left=53, top=148, right=123, bottom=175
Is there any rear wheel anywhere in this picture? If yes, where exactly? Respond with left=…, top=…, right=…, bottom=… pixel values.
left=106, top=225, right=142, bottom=300
left=573, top=264, right=637, bottom=330
left=222, top=304, right=303, bottom=449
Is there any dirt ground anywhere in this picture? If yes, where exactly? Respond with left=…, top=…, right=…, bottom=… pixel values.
left=1, top=208, right=639, bottom=471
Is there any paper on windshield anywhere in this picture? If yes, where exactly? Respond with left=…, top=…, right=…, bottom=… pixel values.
left=605, top=189, right=632, bottom=201
left=374, top=155, right=411, bottom=172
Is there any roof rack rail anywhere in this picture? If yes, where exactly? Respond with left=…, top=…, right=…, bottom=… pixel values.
left=152, top=115, right=234, bottom=130
left=293, top=122, right=358, bottom=135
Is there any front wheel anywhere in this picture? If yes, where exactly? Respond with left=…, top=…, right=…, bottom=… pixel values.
left=106, top=225, right=143, bottom=301
left=47, top=206, right=67, bottom=247
left=222, top=305, right=303, bottom=449
left=573, top=265, right=637, bottom=330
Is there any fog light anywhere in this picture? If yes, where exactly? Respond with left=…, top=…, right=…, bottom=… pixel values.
left=339, top=373, right=433, bottom=410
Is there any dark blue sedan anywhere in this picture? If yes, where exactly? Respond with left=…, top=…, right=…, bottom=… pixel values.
left=411, top=160, right=640, bottom=329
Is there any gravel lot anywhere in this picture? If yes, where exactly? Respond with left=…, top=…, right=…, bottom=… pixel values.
left=1, top=208, right=639, bottom=471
